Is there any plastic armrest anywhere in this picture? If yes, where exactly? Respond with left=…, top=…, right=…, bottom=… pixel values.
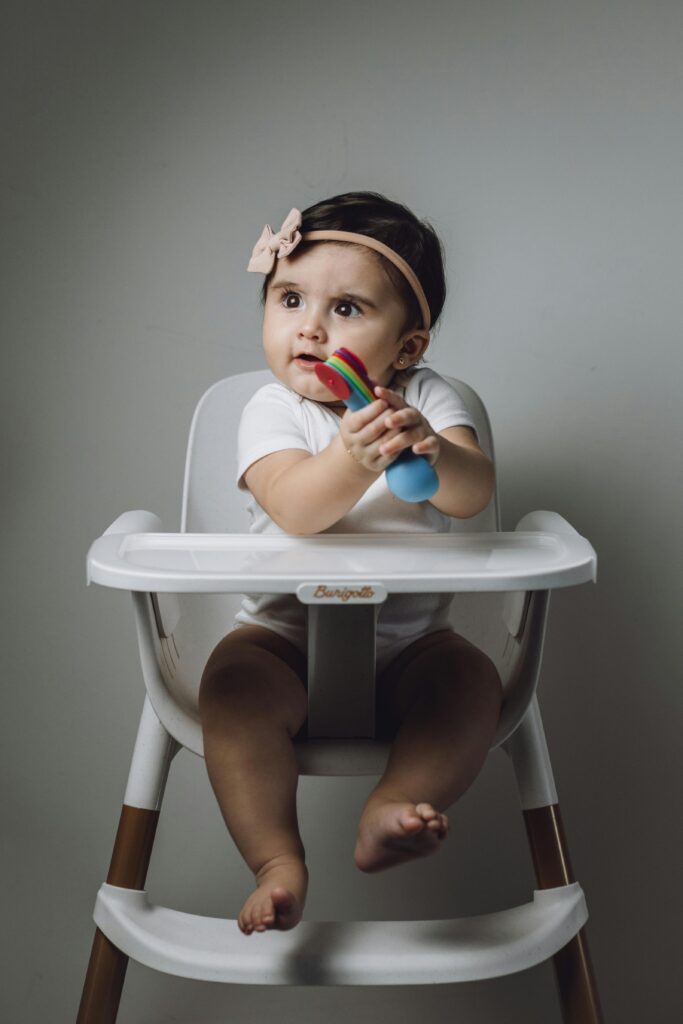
left=88, top=511, right=165, bottom=585
left=102, top=510, right=165, bottom=537
left=89, top=510, right=181, bottom=637
left=516, top=510, right=584, bottom=539
left=502, top=510, right=596, bottom=637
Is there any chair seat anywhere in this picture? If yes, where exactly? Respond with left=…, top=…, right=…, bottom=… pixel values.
left=293, top=739, right=393, bottom=776
left=94, top=881, right=587, bottom=985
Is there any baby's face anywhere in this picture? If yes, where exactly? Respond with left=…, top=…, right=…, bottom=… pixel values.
left=262, top=243, right=426, bottom=408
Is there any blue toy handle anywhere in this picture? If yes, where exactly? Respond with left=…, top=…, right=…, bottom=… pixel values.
left=385, top=449, right=439, bottom=503
left=343, top=392, right=439, bottom=503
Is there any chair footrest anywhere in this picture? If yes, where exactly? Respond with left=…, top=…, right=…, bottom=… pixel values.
left=94, top=881, right=587, bottom=985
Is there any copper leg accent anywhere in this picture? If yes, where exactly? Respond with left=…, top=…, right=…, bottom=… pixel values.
left=524, top=804, right=604, bottom=1023
left=77, top=805, right=160, bottom=1024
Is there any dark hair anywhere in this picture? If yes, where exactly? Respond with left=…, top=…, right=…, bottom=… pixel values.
left=259, top=191, right=447, bottom=337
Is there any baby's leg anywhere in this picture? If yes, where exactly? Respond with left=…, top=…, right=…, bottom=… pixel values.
left=354, top=630, right=503, bottom=873
left=198, top=625, right=309, bottom=934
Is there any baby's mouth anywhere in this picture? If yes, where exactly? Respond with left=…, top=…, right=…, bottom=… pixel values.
left=294, top=353, right=326, bottom=371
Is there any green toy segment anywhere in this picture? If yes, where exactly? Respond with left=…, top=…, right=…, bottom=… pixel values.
left=326, top=355, right=375, bottom=404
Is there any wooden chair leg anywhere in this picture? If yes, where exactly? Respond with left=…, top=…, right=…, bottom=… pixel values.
left=77, top=805, right=160, bottom=1024
left=524, top=804, right=604, bottom=1024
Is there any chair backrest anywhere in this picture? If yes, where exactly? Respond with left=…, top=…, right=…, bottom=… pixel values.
left=167, top=371, right=506, bottom=717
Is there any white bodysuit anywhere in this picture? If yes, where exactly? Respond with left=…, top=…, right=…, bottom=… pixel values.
left=234, top=367, right=477, bottom=674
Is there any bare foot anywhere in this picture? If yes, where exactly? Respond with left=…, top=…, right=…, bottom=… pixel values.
left=354, top=796, right=449, bottom=873
left=238, top=854, right=308, bottom=935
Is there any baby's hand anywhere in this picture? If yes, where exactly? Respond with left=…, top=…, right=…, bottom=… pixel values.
left=372, top=385, right=441, bottom=466
left=339, top=386, right=440, bottom=471
left=339, top=396, right=397, bottom=472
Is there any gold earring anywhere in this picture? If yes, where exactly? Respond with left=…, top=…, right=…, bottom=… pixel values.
left=398, top=356, right=406, bottom=366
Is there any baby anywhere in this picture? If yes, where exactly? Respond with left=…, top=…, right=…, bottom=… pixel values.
left=198, top=191, right=503, bottom=936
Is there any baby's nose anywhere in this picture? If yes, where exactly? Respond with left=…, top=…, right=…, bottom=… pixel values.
left=298, top=320, right=327, bottom=342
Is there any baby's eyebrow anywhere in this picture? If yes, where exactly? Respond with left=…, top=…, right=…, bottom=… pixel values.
left=339, top=292, right=378, bottom=310
left=270, top=279, right=305, bottom=293
left=271, top=279, right=378, bottom=310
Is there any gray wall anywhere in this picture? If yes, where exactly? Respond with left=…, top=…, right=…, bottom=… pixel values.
left=3, top=1, right=681, bottom=1020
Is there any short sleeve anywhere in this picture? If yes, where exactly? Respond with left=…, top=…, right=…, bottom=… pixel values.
left=236, top=384, right=311, bottom=490
left=403, top=368, right=478, bottom=440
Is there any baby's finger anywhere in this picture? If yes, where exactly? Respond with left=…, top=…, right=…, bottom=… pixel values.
left=379, top=426, right=425, bottom=456
left=412, top=435, right=440, bottom=465
left=373, top=385, right=406, bottom=410
left=412, top=435, right=439, bottom=452
left=365, top=425, right=403, bottom=457
left=383, top=407, right=421, bottom=430
left=360, top=414, right=400, bottom=446
left=344, top=398, right=388, bottom=432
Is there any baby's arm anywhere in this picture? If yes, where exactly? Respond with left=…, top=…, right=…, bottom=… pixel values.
left=243, top=396, right=403, bottom=534
left=426, top=426, right=494, bottom=517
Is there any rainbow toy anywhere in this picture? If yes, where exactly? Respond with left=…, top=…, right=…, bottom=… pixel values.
left=315, top=348, right=439, bottom=503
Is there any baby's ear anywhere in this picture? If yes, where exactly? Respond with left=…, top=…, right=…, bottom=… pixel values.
left=403, top=329, right=430, bottom=359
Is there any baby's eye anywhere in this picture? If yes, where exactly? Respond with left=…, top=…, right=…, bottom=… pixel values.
left=335, top=300, right=361, bottom=318
left=282, top=291, right=302, bottom=309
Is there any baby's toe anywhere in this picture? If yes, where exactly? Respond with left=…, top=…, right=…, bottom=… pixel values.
left=240, top=896, right=263, bottom=935
left=428, top=813, right=448, bottom=836
left=400, top=810, right=424, bottom=831
left=254, top=898, right=275, bottom=931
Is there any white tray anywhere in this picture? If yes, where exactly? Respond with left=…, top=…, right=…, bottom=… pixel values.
left=87, top=518, right=596, bottom=595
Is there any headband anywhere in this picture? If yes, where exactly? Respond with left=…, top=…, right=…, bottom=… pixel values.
left=246, top=207, right=431, bottom=330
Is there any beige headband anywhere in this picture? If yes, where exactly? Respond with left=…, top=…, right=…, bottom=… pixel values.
left=247, top=208, right=431, bottom=330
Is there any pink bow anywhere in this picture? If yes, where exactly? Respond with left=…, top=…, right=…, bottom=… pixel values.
left=247, top=207, right=303, bottom=272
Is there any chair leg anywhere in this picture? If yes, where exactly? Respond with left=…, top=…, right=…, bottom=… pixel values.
left=77, top=806, right=160, bottom=1023
left=504, top=696, right=604, bottom=1023
left=524, top=804, right=604, bottom=1024
left=77, top=695, right=178, bottom=1024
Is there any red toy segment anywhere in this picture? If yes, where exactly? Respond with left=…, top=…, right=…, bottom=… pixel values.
left=314, top=362, right=351, bottom=399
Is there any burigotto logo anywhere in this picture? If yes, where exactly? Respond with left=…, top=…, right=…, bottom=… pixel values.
left=313, top=585, right=376, bottom=602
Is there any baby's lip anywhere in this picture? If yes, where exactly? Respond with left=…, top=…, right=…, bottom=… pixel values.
left=295, top=353, right=325, bottom=361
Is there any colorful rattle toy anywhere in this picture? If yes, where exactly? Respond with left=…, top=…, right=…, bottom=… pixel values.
left=315, top=348, right=439, bottom=503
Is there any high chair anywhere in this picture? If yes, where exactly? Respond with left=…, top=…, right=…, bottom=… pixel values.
left=78, top=370, right=603, bottom=1023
